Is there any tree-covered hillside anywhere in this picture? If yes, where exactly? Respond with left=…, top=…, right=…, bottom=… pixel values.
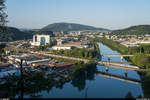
left=41, top=22, right=110, bottom=32
left=0, top=26, right=33, bottom=42
left=24, top=30, right=54, bottom=36
left=112, top=25, right=150, bottom=35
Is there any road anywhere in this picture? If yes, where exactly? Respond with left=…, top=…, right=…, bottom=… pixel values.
left=32, top=52, right=90, bottom=63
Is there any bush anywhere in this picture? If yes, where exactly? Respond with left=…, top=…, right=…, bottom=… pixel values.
left=131, top=53, right=150, bottom=68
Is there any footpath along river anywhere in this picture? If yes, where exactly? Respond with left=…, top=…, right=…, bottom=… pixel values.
left=23, top=42, right=144, bottom=98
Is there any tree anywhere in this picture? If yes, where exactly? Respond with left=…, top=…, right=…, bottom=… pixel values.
left=0, top=0, right=7, bottom=26
left=125, top=92, right=134, bottom=98
left=131, top=53, right=150, bottom=68
left=0, top=43, right=6, bottom=53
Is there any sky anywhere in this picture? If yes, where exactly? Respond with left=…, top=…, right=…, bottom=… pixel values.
left=5, top=0, right=150, bottom=30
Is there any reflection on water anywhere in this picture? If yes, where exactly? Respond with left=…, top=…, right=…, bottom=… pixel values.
left=0, top=42, right=144, bottom=98
left=26, top=42, right=144, bottom=98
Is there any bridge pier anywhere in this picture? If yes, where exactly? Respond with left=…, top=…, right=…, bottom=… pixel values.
left=124, top=70, right=128, bottom=77
left=106, top=67, right=109, bottom=72
left=120, top=56, right=123, bottom=63
left=108, top=56, right=111, bottom=64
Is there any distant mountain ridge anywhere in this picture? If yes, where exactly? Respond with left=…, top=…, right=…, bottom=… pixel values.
left=2, top=24, right=150, bottom=42
left=41, top=22, right=110, bottom=32
left=0, top=26, right=33, bottom=42
left=112, top=25, right=150, bottom=35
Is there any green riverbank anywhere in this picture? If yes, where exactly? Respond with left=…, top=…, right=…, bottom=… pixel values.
left=92, top=37, right=150, bottom=69
left=91, top=37, right=150, bottom=97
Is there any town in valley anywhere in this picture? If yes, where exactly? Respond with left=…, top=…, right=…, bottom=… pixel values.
left=0, top=0, right=150, bottom=99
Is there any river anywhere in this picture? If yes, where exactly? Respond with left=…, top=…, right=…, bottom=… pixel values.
left=23, top=42, right=144, bottom=98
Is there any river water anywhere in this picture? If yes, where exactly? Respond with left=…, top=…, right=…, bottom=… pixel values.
left=24, top=42, right=144, bottom=98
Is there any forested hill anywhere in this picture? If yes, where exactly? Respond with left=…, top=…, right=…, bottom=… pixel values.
left=0, top=26, right=33, bottom=42
left=112, top=25, right=150, bottom=35
left=41, top=22, right=110, bottom=32
left=24, top=29, right=54, bottom=36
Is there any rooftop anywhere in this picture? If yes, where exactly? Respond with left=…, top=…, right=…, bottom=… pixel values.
left=53, top=42, right=88, bottom=47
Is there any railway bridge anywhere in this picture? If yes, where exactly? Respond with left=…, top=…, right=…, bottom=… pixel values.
left=101, top=54, right=134, bottom=62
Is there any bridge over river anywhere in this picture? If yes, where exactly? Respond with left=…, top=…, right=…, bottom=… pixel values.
left=97, top=71, right=141, bottom=84
left=97, top=61, right=146, bottom=72
left=31, top=51, right=146, bottom=72
left=102, top=54, right=134, bottom=57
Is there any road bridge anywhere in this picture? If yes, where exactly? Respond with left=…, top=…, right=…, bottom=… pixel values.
left=97, top=71, right=141, bottom=84
left=101, top=61, right=133, bottom=64
left=97, top=61, right=146, bottom=72
left=101, top=54, right=134, bottom=63
left=102, top=54, right=133, bottom=57
left=32, top=52, right=89, bottom=63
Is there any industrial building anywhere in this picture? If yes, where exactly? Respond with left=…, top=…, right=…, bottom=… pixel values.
left=52, top=42, right=91, bottom=50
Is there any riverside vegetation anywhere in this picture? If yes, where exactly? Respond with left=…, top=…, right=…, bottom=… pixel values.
left=47, top=42, right=100, bottom=60
left=0, top=43, right=6, bottom=53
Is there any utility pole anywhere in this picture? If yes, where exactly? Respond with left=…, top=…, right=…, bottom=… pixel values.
left=85, top=71, right=88, bottom=98
left=19, top=59, right=24, bottom=100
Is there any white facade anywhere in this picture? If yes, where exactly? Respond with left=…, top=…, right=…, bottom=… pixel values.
left=31, top=35, right=50, bottom=46
left=57, top=40, right=65, bottom=45
left=26, top=58, right=51, bottom=65
left=139, top=41, right=150, bottom=44
left=52, top=46, right=72, bottom=50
